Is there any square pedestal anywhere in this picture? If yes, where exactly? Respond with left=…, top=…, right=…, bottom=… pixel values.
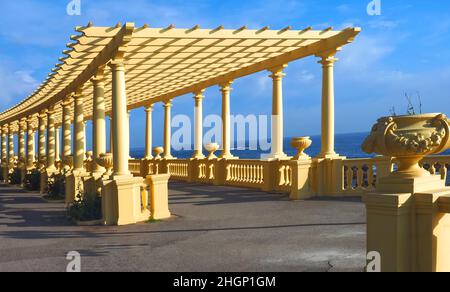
left=364, top=173, right=450, bottom=272
left=102, top=175, right=150, bottom=226
left=377, top=175, right=445, bottom=194
left=65, top=170, right=90, bottom=204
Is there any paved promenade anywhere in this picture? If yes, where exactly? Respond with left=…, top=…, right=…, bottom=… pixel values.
left=0, top=182, right=366, bottom=272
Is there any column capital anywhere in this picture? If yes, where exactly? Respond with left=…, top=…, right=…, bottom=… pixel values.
left=109, top=60, right=126, bottom=70
left=163, top=99, right=173, bottom=108
left=62, top=95, right=73, bottom=107
left=144, top=104, right=154, bottom=112
left=193, top=89, right=205, bottom=101
left=269, top=64, right=288, bottom=79
left=316, top=49, right=340, bottom=67
left=26, top=115, right=34, bottom=124
left=91, top=76, right=105, bottom=85
left=38, top=109, right=48, bottom=118
left=47, top=106, right=56, bottom=116
left=220, top=81, right=234, bottom=92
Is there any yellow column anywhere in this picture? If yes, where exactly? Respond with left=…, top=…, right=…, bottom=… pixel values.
left=62, top=97, right=72, bottom=161
left=1, top=126, right=7, bottom=181
left=193, top=90, right=205, bottom=159
left=18, top=119, right=26, bottom=165
left=144, top=105, right=154, bottom=159
left=318, top=54, right=338, bottom=158
left=83, top=121, right=87, bottom=154
left=26, top=117, right=35, bottom=169
left=109, top=115, right=113, bottom=154
left=220, top=82, right=235, bottom=159
left=73, top=91, right=85, bottom=171
left=8, top=124, right=14, bottom=166
left=110, top=61, right=130, bottom=176
left=55, top=125, right=61, bottom=163
left=268, top=65, right=288, bottom=160
left=163, top=100, right=174, bottom=159
left=38, top=111, right=46, bottom=169
left=1, top=127, right=7, bottom=165
left=92, top=77, right=106, bottom=174
left=46, top=108, right=56, bottom=171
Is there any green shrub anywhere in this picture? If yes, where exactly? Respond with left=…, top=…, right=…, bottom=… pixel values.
left=46, top=172, right=66, bottom=200
left=8, top=168, right=22, bottom=185
left=68, top=193, right=102, bottom=222
left=24, top=169, right=41, bottom=191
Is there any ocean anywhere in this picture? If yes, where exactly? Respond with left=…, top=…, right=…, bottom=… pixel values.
left=130, top=132, right=375, bottom=159
left=130, top=132, right=450, bottom=159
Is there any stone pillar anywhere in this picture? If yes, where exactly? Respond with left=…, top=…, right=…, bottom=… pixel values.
left=18, top=119, right=26, bottom=167
left=1, top=126, right=7, bottom=182
left=92, top=77, right=106, bottom=174
left=109, top=115, right=113, bottom=154
left=193, top=90, right=205, bottom=159
left=46, top=108, right=56, bottom=171
left=163, top=100, right=174, bottom=159
left=55, top=126, right=61, bottom=163
left=144, top=105, right=154, bottom=159
left=110, top=61, right=130, bottom=176
left=220, top=82, right=235, bottom=159
left=38, top=111, right=47, bottom=169
left=318, top=54, right=338, bottom=158
left=62, top=98, right=72, bottom=162
left=26, top=117, right=35, bottom=169
left=73, top=92, right=85, bottom=171
left=8, top=124, right=14, bottom=166
left=267, top=65, right=288, bottom=160
left=1, top=127, right=6, bottom=165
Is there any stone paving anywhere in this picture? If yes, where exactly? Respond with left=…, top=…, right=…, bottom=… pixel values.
left=0, top=182, right=366, bottom=272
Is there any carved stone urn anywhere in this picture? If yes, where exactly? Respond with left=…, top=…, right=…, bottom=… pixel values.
left=290, top=137, right=312, bottom=160
left=205, top=143, right=220, bottom=160
left=362, top=113, right=450, bottom=178
left=97, top=153, right=113, bottom=176
left=153, top=147, right=164, bottom=160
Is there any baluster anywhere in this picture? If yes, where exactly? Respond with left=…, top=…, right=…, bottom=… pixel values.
left=442, top=164, right=448, bottom=182
left=368, top=164, right=374, bottom=188
left=285, top=166, right=291, bottom=186
left=429, top=163, right=436, bottom=175
left=346, top=166, right=352, bottom=190
left=279, top=166, right=286, bottom=186
left=140, top=184, right=148, bottom=212
left=357, top=167, right=363, bottom=189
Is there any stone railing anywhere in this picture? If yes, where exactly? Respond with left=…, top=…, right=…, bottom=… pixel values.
left=224, top=159, right=266, bottom=188
left=129, top=159, right=141, bottom=176
left=420, top=155, right=450, bottom=183
left=128, top=155, right=450, bottom=198
left=166, top=159, right=190, bottom=181
left=341, top=158, right=377, bottom=194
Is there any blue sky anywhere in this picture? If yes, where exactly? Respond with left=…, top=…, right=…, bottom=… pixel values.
left=1, top=0, right=450, bottom=149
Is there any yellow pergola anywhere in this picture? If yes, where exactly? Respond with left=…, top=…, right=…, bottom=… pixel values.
left=0, top=23, right=360, bottom=224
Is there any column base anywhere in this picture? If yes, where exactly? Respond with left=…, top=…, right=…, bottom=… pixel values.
left=219, top=153, right=239, bottom=160
left=316, top=152, right=340, bottom=159
left=263, top=153, right=291, bottom=161
left=40, top=168, right=58, bottom=195
left=65, top=169, right=90, bottom=204
left=101, top=175, right=150, bottom=226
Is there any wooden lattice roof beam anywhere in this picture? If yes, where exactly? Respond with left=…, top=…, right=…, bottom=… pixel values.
left=0, top=23, right=360, bottom=127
